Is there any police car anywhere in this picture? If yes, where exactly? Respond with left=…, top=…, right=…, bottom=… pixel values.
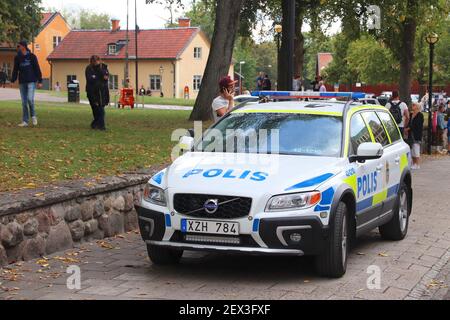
left=136, top=91, right=413, bottom=278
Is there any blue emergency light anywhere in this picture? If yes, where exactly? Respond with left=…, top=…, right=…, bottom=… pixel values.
left=251, top=91, right=366, bottom=100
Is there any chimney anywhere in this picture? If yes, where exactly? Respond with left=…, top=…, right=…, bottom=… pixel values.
left=178, top=17, right=191, bottom=28
left=111, top=19, right=120, bottom=32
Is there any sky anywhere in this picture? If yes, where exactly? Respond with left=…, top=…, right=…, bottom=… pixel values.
left=41, top=0, right=193, bottom=29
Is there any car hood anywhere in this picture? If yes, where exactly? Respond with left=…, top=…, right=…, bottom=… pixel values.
left=161, top=152, right=344, bottom=197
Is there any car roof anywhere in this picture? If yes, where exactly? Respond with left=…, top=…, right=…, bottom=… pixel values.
left=232, top=100, right=386, bottom=117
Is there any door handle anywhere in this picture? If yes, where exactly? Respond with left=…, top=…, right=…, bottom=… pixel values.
left=395, top=157, right=400, bottom=164
left=376, top=164, right=384, bottom=171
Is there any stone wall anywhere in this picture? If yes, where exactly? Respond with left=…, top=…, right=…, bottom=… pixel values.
left=0, top=168, right=160, bottom=266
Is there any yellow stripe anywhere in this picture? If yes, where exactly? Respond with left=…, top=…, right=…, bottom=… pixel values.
left=343, top=175, right=357, bottom=194
left=400, top=153, right=408, bottom=172
left=361, top=114, right=375, bottom=142
left=372, top=189, right=388, bottom=206
left=232, top=109, right=343, bottom=116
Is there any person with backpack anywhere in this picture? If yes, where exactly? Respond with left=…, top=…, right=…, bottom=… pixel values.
left=262, top=74, right=272, bottom=90
left=385, top=91, right=409, bottom=137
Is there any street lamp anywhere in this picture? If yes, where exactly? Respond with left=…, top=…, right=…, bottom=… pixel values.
left=274, top=24, right=282, bottom=91
left=159, top=65, right=164, bottom=98
left=239, top=61, right=245, bottom=94
left=425, top=32, right=439, bottom=155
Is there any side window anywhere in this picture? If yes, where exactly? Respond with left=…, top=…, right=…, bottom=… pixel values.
left=350, top=114, right=372, bottom=155
left=362, top=111, right=390, bottom=146
left=377, top=111, right=401, bottom=143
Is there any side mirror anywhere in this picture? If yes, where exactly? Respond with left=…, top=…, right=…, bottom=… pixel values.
left=350, top=142, right=383, bottom=163
left=179, top=136, right=194, bottom=151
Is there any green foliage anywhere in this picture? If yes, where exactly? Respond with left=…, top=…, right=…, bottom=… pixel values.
left=0, top=0, right=42, bottom=43
left=185, top=0, right=215, bottom=38
left=346, top=36, right=397, bottom=84
left=303, top=30, right=332, bottom=81
left=62, top=9, right=111, bottom=30
left=435, top=22, right=450, bottom=84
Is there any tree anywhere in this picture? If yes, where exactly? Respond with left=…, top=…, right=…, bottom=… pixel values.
left=345, top=35, right=397, bottom=84
left=185, top=0, right=215, bottom=39
left=62, top=9, right=111, bottom=30
left=0, top=0, right=42, bottom=43
left=189, top=0, right=244, bottom=120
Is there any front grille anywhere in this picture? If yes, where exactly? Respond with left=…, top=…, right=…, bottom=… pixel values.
left=173, top=194, right=252, bottom=219
left=171, top=231, right=259, bottom=247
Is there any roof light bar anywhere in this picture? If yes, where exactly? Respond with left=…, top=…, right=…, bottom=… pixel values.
left=251, top=91, right=366, bottom=100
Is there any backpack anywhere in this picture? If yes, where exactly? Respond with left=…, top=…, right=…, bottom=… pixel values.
left=389, top=101, right=403, bottom=124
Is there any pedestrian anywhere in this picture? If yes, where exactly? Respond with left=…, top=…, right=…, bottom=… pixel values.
left=0, top=68, right=7, bottom=88
left=262, top=74, right=272, bottom=90
left=311, top=76, right=322, bottom=92
left=54, top=81, right=61, bottom=92
left=447, top=116, right=450, bottom=155
left=256, top=72, right=264, bottom=91
left=139, top=85, right=146, bottom=96
left=437, top=104, right=447, bottom=153
left=85, top=55, right=109, bottom=131
left=420, top=90, right=429, bottom=112
left=292, top=75, right=301, bottom=91
left=405, top=103, right=424, bottom=170
left=319, top=81, right=327, bottom=92
left=385, top=91, right=410, bottom=137
left=11, top=40, right=43, bottom=127
left=211, top=76, right=237, bottom=122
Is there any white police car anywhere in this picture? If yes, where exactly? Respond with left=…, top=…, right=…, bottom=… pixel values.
left=136, top=92, right=413, bottom=278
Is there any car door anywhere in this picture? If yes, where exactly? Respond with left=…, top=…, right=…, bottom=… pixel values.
left=376, top=111, right=404, bottom=214
left=348, top=112, right=381, bottom=231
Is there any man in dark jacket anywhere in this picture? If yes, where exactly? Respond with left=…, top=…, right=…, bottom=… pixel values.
left=11, top=40, right=43, bottom=127
left=85, top=55, right=110, bottom=130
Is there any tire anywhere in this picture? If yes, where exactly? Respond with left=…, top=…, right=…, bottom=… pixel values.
left=315, top=202, right=349, bottom=278
left=379, top=182, right=411, bottom=241
left=146, top=244, right=183, bottom=265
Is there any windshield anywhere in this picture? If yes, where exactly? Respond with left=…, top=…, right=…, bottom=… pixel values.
left=195, top=112, right=343, bottom=157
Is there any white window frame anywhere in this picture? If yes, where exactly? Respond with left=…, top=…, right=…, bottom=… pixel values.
left=194, top=47, right=202, bottom=59
left=150, top=75, right=161, bottom=91
left=193, top=75, right=202, bottom=91
left=109, top=74, right=119, bottom=90
left=53, top=36, right=62, bottom=49
left=108, top=44, right=117, bottom=55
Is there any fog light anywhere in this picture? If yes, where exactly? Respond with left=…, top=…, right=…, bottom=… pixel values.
left=290, top=233, right=302, bottom=243
left=320, top=212, right=328, bottom=219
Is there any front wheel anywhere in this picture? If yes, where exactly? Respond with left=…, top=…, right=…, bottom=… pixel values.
left=146, top=245, right=183, bottom=265
left=315, top=202, right=349, bottom=278
left=379, top=182, right=411, bottom=240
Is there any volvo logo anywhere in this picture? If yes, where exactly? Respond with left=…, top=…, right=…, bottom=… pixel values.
left=204, top=199, right=219, bottom=214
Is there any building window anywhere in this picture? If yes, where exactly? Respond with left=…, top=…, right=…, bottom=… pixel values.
left=150, top=75, right=161, bottom=91
left=109, top=75, right=119, bottom=90
left=194, top=47, right=202, bottom=59
left=108, top=44, right=117, bottom=55
left=66, top=75, right=77, bottom=86
left=193, top=75, right=202, bottom=91
left=2, top=63, right=12, bottom=79
left=35, top=44, right=41, bottom=51
left=53, top=36, right=62, bottom=49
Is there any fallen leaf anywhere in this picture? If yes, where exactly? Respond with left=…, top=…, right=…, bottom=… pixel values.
left=378, top=252, right=389, bottom=257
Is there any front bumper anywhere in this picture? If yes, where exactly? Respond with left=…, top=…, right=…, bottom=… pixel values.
left=136, top=205, right=329, bottom=256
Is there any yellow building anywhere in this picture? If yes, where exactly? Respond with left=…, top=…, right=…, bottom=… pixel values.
left=48, top=19, right=234, bottom=99
left=32, top=12, right=71, bottom=89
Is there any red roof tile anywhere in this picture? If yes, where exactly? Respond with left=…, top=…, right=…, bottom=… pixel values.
left=41, top=12, right=55, bottom=27
left=48, top=28, right=201, bottom=61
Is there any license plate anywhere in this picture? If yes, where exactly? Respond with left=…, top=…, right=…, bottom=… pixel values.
left=181, top=219, right=239, bottom=235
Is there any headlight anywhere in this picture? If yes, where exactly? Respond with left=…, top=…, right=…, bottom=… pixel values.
left=265, top=191, right=321, bottom=212
left=143, top=184, right=167, bottom=206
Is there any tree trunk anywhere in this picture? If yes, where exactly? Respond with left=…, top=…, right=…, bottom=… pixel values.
left=294, top=15, right=304, bottom=79
left=398, top=17, right=416, bottom=107
left=278, top=0, right=295, bottom=91
left=189, top=0, right=243, bottom=121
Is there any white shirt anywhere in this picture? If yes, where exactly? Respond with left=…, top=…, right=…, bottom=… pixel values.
left=319, top=85, right=326, bottom=92
left=211, top=96, right=229, bottom=122
left=386, top=100, right=409, bottom=128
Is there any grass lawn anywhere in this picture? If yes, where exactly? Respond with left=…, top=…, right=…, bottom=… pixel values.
left=0, top=101, right=194, bottom=192
left=38, top=90, right=195, bottom=107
